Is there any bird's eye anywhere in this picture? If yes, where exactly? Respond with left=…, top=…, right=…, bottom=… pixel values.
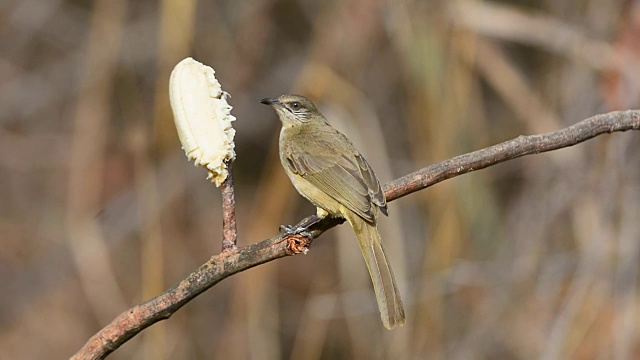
left=290, top=102, right=301, bottom=110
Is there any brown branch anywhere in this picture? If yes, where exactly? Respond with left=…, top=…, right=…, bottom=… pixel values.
left=385, top=110, right=640, bottom=201
left=71, top=109, right=640, bottom=360
left=221, top=160, right=238, bottom=252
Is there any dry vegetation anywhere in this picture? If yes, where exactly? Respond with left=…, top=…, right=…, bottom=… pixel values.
left=2, top=0, right=640, bottom=359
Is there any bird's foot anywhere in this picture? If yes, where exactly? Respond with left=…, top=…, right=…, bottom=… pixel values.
left=279, top=214, right=322, bottom=239
left=280, top=224, right=313, bottom=240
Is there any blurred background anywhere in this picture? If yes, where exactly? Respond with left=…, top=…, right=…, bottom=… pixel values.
left=2, top=0, right=640, bottom=358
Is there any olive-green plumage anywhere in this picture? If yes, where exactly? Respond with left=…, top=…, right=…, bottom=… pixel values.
left=261, top=94, right=405, bottom=329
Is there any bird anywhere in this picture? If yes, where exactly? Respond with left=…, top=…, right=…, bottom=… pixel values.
left=261, top=94, right=405, bottom=329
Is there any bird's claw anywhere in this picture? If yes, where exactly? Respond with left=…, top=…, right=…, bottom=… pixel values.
left=280, top=224, right=313, bottom=240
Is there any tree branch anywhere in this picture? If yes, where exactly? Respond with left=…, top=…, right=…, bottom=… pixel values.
left=221, top=160, right=238, bottom=252
left=71, top=110, right=640, bottom=360
left=385, top=110, right=640, bottom=201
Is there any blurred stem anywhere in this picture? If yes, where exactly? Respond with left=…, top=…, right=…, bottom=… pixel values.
left=66, top=0, right=128, bottom=325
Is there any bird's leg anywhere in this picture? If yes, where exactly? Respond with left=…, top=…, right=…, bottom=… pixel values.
left=300, top=213, right=323, bottom=228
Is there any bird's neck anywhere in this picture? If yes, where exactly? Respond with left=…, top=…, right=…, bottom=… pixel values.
left=280, top=121, right=320, bottom=138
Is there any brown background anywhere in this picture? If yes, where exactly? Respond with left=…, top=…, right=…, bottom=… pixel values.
left=2, top=0, right=640, bottom=358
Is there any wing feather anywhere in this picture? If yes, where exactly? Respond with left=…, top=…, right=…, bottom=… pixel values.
left=283, top=127, right=387, bottom=221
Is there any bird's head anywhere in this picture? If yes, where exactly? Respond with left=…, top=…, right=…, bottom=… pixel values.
left=260, top=94, right=321, bottom=126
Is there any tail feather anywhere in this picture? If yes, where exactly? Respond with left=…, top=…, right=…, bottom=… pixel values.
left=346, top=212, right=405, bottom=329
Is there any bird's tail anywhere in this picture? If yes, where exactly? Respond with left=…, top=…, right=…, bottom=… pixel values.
left=346, top=212, right=405, bottom=329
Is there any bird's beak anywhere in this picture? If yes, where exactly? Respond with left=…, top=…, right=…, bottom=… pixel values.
left=260, top=97, right=281, bottom=107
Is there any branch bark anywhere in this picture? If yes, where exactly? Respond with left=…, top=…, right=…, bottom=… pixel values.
left=221, top=160, right=238, bottom=252
left=71, top=109, right=640, bottom=360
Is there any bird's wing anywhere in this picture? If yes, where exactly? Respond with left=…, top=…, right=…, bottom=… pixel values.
left=354, top=153, right=388, bottom=216
left=284, top=133, right=386, bottom=221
